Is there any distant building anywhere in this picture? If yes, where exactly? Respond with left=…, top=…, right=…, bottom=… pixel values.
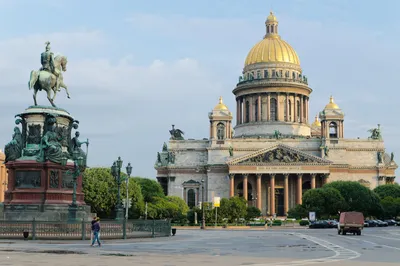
left=155, top=12, right=397, bottom=217
left=0, top=149, right=7, bottom=202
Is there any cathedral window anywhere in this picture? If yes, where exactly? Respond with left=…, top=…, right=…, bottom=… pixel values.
left=270, top=98, right=277, bottom=121
left=292, top=72, right=296, bottom=79
left=245, top=101, right=250, bottom=123
left=296, top=100, right=300, bottom=122
left=288, top=100, right=292, bottom=121
left=279, top=70, right=283, bottom=77
left=187, top=189, right=196, bottom=209
left=329, top=122, right=338, bottom=138
left=264, top=70, right=268, bottom=78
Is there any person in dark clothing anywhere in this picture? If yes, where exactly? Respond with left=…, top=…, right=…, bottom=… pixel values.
left=91, top=217, right=101, bottom=247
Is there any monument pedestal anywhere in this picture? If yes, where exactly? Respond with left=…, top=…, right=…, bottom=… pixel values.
left=3, top=160, right=92, bottom=221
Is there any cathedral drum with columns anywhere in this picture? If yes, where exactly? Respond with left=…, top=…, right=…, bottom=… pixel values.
left=155, top=12, right=398, bottom=217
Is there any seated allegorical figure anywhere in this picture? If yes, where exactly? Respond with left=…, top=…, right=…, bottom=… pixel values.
left=4, top=127, right=23, bottom=163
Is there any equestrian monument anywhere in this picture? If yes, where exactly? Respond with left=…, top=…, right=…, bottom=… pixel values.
left=3, top=42, right=92, bottom=221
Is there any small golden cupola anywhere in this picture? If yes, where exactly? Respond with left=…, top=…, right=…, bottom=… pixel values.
left=320, top=96, right=345, bottom=139
left=213, top=96, right=229, bottom=111
left=311, top=114, right=322, bottom=137
left=324, top=96, right=340, bottom=110
left=209, top=96, right=233, bottom=141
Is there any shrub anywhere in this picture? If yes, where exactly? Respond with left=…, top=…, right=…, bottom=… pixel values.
left=299, top=220, right=310, bottom=226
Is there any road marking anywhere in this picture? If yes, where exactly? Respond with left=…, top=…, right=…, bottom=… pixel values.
left=344, top=236, right=400, bottom=251
left=248, top=233, right=361, bottom=266
left=364, top=234, right=400, bottom=241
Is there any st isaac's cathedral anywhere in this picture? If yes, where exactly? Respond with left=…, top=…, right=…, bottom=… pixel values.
left=155, top=12, right=398, bottom=217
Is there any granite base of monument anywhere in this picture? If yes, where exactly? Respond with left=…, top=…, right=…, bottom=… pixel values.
left=3, top=204, right=92, bottom=221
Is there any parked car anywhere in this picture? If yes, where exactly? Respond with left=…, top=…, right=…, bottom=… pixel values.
left=375, top=220, right=389, bottom=227
left=338, top=212, right=364, bottom=235
left=384, top=220, right=398, bottom=226
left=365, top=220, right=378, bottom=227
left=326, top=220, right=338, bottom=228
left=309, top=220, right=330, bottom=229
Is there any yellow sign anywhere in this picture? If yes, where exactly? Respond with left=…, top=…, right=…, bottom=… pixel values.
left=213, top=197, right=220, bottom=207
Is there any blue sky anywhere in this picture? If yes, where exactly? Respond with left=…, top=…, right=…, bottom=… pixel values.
left=0, top=0, right=399, bottom=178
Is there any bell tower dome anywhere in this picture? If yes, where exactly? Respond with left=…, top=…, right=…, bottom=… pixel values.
left=233, top=12, right=312, bottom=138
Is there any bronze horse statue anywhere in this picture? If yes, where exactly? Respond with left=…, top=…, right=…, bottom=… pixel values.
left=28, top=54, right=70, bottom=107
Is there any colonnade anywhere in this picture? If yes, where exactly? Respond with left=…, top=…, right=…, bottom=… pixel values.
left=236, top=93, right=309, bottom=125
left=229, top=173, right=329, bottom=216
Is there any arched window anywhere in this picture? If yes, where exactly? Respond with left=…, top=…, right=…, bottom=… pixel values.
left=296, top=100, right=300, bottom=122
left=284, top=97, right=287, bottom=121
left=292, top=72, right=296, bottom=79
left=288, top=100, right=292, bottom=121
left=245, top=101, right=250, bottom=123
left=271, top=25, right=274, bottom=33
left=329, top=122, right=338, bottom=138
left=187, top=189, right=196, bottom=209
left=264, top=70, right=268, bottom=78
left=255, top=99, right=259, bottom=121
left=270, top=98, right=277, bottom=121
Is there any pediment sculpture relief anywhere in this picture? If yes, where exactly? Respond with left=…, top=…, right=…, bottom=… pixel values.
left=242, top=148, right=316, bottom=164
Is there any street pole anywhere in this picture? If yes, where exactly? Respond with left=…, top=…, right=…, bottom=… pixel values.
left=215, top=207, right=217, bottom=227
left=125, top=177, right=129, bottom=220
left=145, top=202, right=148, bottom=220
left=201, top=179, right=205, bottom=230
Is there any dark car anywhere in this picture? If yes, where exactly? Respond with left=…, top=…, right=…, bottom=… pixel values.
left=375, top=220, right=388, bottom=227
left=365, top=220, right=378, bottom=227
left=326, top=220, right=338, bottom=228
left=384, top=220, right=398, bottom=226
left=309, top=220, right=330, bottom=229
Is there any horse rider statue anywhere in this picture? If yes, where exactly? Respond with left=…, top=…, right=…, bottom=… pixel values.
left=41, top=42, right=60, bottom=90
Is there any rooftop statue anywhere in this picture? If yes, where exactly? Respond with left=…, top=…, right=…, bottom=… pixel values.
left=29, top=41, right=70, bottom=107
left=368, top=124, right=382, bottom=140
left=169, top=124, right=184, bottom=140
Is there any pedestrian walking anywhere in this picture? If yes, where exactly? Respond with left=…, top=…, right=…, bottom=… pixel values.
left=91, top=217, right=101, bottom=247
left=90, top=216, right=97, bottom=243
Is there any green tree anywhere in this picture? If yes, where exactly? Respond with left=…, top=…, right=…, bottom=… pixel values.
left=373, top=184, right=400, bottom=199
left=302, top=189, right=326, bottom=216
left=227, top=196, right=247, bottom=223
left=82, top=167, right=145, bottom=219
left=166, top=196, right=189, bottom=223
left=246, top=206, right=261, bottom=221
left=82, top=167, right=117, bottom=218
left=121, top=178, right=145, bottom=219
left=381, top=196, right=398, bottom=219
left=323, top=181, right=382, bottom=217
left=134, top=177, right=165, bottom=203
left=287, top=204, right=307, bottom=219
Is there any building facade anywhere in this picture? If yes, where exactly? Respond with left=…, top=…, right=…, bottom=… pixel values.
left=0, top=149, right=6, bottom=202
left=155, top=12, right=398, bottom=216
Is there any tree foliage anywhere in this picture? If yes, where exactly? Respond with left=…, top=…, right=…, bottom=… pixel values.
left=373, top=184, right=400, bottom=199
left=381, top=196, right=400, bottom=219
left=246, top=206, right=262, bottom=220
left=82, top=167, right=144, bottom=218
left=302, top=187, right=346, bottom=218
left=134, top=177, right=165, bottom=203
left=287, top=204, right=307, bottom=219
left=323, top=181, right=382, bottom=217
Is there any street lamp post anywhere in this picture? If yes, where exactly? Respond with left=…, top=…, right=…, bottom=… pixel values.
left=111, top=157, right=131, bottom=221
left=125, top=163, right=132, bottom=220
left=201, top=179, right=206, bottom=230
left=62, top=151, right=86, bottom=222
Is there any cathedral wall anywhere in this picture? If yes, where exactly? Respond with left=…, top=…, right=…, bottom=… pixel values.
left=206, top=172, right=230, bottom=201
left=328, top=171, right=379, bottom=189
left=234, top=123, right=311, bottom=137
left=174, top=150, right=207, bottom=167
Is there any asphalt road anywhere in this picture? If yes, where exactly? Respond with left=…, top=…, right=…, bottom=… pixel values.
left=0, top=227, right=399, bottom=265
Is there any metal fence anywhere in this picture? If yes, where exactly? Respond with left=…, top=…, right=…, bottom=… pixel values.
left=0, top=219, right=171, bottom=240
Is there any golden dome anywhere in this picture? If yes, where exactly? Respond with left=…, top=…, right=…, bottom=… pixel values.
left=244, top=12, right=300, bottom=67
left=324, top=96, right=340, bottom=109
left=311, top=115, right=321, bottom=127
left=213, top=96, right=229, bottom=111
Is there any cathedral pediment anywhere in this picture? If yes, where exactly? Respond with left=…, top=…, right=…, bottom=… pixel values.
left=227, top=144, right=332, bottom=165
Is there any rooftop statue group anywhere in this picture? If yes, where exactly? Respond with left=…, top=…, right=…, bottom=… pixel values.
left=4, top=115, right=89, bottom=165
left=29, top=41, right=70, bottom=107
